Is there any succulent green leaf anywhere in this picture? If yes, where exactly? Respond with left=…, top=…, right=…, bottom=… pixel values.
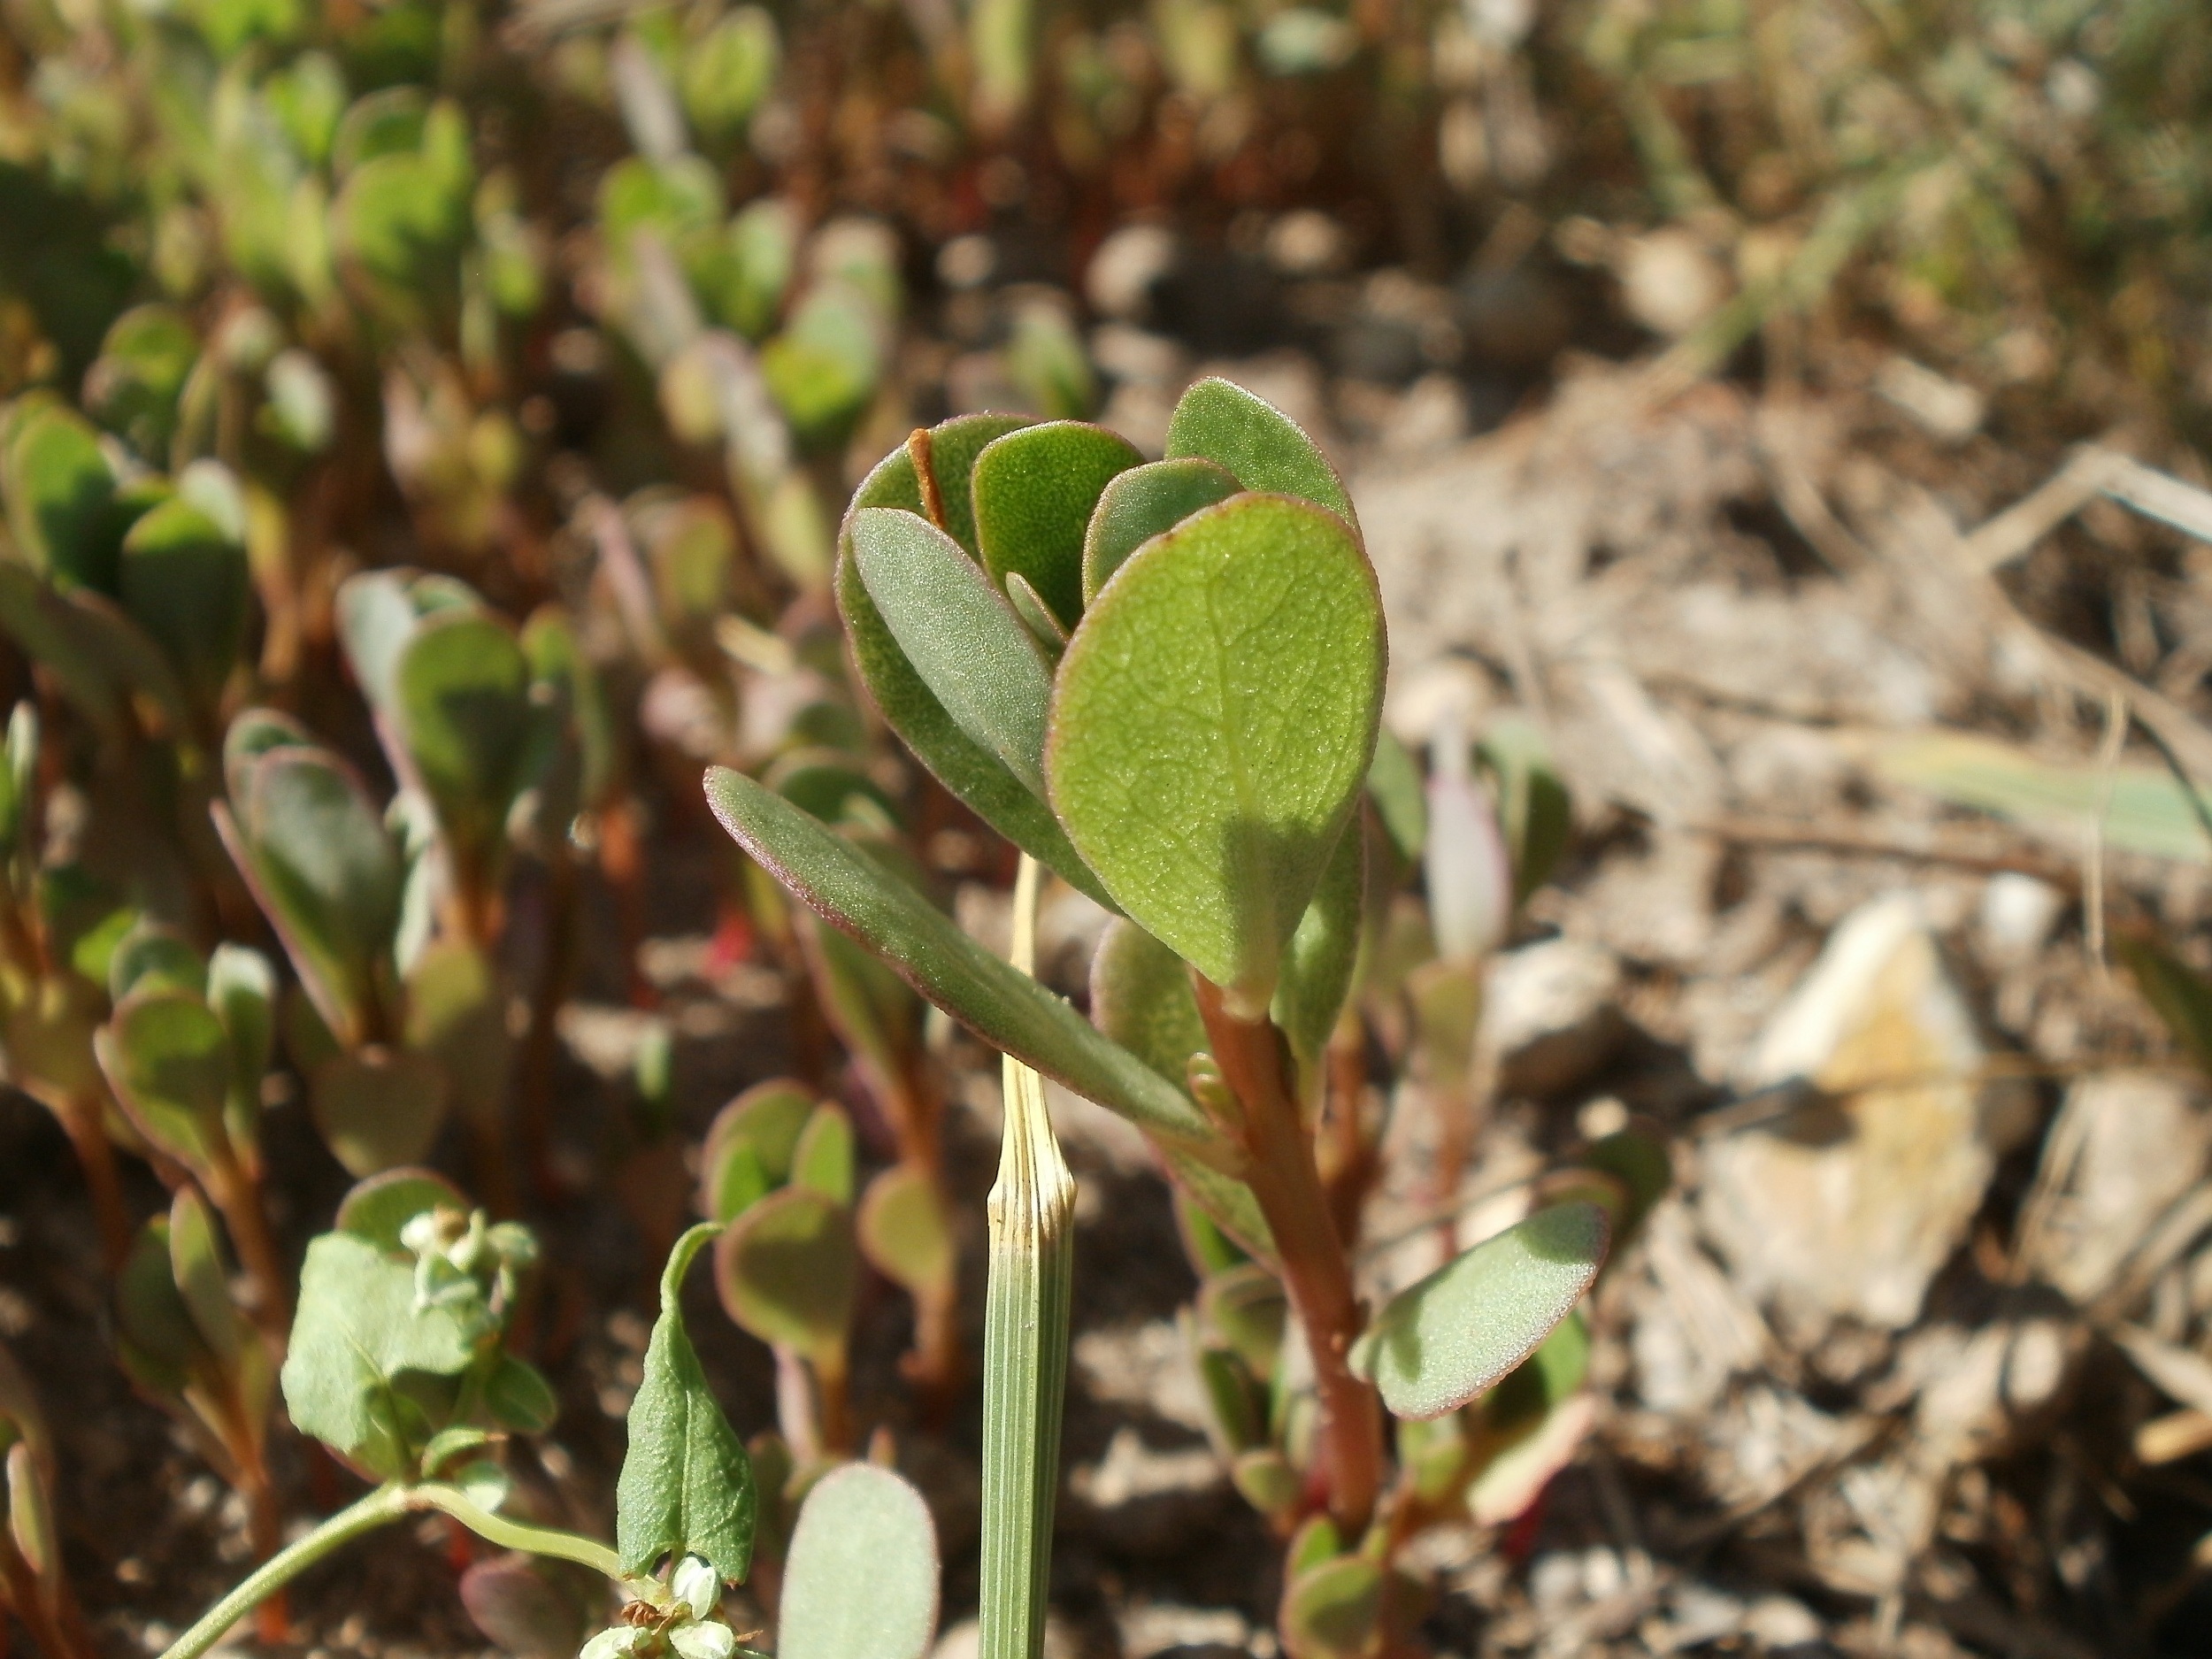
left=395, top=611, right=547, bottom=889
left=0, top=565, right=134, bottom=741
left=679, top=6, right=779, bottom=149
left=705, top=767, right=1214, bottom=1151
left=762, top=283, right=885, bottom=451
left=1578, top=1130, right=1671, bottom=1254
left=617, top=1222, right=756, bottom=1585
left=712, top=1186, right=857, bottom=1365
left=207, top=942, right=276, bottom=1132
left=849, top=413, right=1031, bottom=557
left=114, top=1217, right=200, bottom=1392
left=1082, top=457, right=1240, bottom=604
left=1349, top=1202, right=1609, bottom=1420
left=85, top=303, right=199, bottom=460
left=1279, top=1555, right=1383, bottom=1659
left=3, top=404, right=127, bottom=592
left=310, top=1046, right=449, bottom=1177
left=791, top=1103, right=856, bottom=1206
left=1046, top=495, right=1385, bottom=1013
left=834, top=549, right=1109, bottom=907
left=1164, top=378, right=1353, bottom=522
left=1089, top=918, right=1207, bottom=1087
left=96, top=990, right=233, bottom=1171
left=282, top=1229, right=480, bottom=1478
left=1194, top=1342, right=1265, bottom=1452
left=849, top=507, right=1055, bottom=797
left=1003, top=574, right=1067, bottom=656
left=856, top=1164, right=956, bottom=1300
left=403, top=941, right=512, bottom=1130
left=167, top=1186, right=249, bottom=1370
left=118, top=498, right=250, bottom=713
left=699, top=1080, right=815, bottom=1222
left=971, top=421, right=1141, bottom=629
left=223, top=743, right=403, bottom=1043
left=335, top=1168, right=469, bottom=1251
left=109, top=921, right=207, bottom=1002
left=1199, top=1263, right=1287, bottom=1380
left=1271, top=814, right=1364, bottom=1087
left=1230, top=1448, right=1300, bottom=1521
left=778, top=1463, right=940, bottom=1659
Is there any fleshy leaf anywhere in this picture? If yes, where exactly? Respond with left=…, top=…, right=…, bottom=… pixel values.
left=1164, top=379, right=1353, bottom=522
left=311, top=1046, right=449, bottom=1177
left=1279, top=1555, right=1382, bottom=1659
left=117, top=498, right=250, bottom=713
left=712, top=1187, right=856, bottom=1366
left=699, top=1080, right=815, bottom=1221
left=617, top=1222, right=756, bottom=1584
left=1089, top=918, right=1207, bottom=1087
left=1348, top=1202, right=1609, bottom=1420
left=1046, top=495, right=1384, bottom=1013
left=849, top=412, right=1031, bottom=557
left=222, top=741, right=403, bottom=1045
left=167, top=1186, right=249, bottom=1369
left=394, top=611, right=548, bottom=891
left=971, top=420, right=1140, bottom=629
left=856, top=1164, right=956, bottom=1300
left=849, top=507, right=1055, bottom=798
left=789, top=1104, right=856, bottom=1206
left=777, top=1463, right=940, bottom=1659
left=335, top=1168, right=470, bottom=1251
left=705, top=768, right=1214, bottom=1151
left=1081, top=457, right=1239, bottom=604
left=403, top=941, right=512, bottom=1131
left=4, top=404, right=127, bottom=592
left=96, top=989, right=233, bottom=1171
left=834, top=549, right=1109, bottom=907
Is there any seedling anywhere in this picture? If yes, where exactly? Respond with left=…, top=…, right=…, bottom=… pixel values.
left=707, top=379, right=1629, bottom=1648
left=160, top=1199, right=941, bottom=1659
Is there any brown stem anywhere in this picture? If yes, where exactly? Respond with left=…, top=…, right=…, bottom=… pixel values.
left=0, top=1545, right=97, bottom=1659
left=1194, top=979, right=1383, bottom=1532
left=241, top=1461, right=288, bottom=1644
left=815, top=1350, right=852, bottom=1458
left=1321, top=1018, right=1379, bottom=1244
left=207, top=1156, right=290, bottom=1333
left=59, top=1102, right=134, bottom=1275
left=904, top=1275, right=962, bottom=1430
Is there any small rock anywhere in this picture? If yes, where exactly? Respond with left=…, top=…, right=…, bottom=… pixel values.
left=1116, top=1602, right=1252, bottom=1659
left=1480, top=936, right=1628, bottom=1098
left=1875, top=355, right=1986, bottom=444
left=1087, top=224, right=1178, bottom=321
left=936, top=234, right=996, bottom=290
left=1617, top=227, right=1729, bottom=339
left=1264, top=210, right=1349, bottom=277
left=2026, top=1071, right=2212, bottom=1303
left=1072, top=1320, right=1212, bottom=1433
left=1741, top=1596, right=1824, bottom=1649
left=1701, top=895, right=2032, bottom=1333
left=1886, top=1317, right=2082, bottom=1462
left=1975, top=871, right=2066, bottom=968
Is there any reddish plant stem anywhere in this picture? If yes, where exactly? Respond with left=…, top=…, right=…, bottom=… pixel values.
left=1320, top=1018, right=1379, bottom=1244
left=59, top=1102, right=134, bottom=1275
left=206, top=1156, right=290, bottom=1333
left=1194, top=979, right=1383, bottom=1533
left=516, top=850, right=581, bottom=1202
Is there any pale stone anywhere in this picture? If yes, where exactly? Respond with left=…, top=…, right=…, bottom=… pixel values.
left=2028, top=1071, right=2212, bottom=1302
left=1701, top=895, right=2029, bottom=1333
left=1480, top=935, right=1628, bottom=1098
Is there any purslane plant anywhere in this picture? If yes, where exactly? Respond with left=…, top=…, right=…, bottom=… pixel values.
left=706, top=379, right=1619, bottom=1645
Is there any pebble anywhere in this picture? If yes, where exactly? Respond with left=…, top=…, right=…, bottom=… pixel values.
left=1086, top=225, right=1178, bottom=321
left=1701, top=894, right=2032, bottom=1333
